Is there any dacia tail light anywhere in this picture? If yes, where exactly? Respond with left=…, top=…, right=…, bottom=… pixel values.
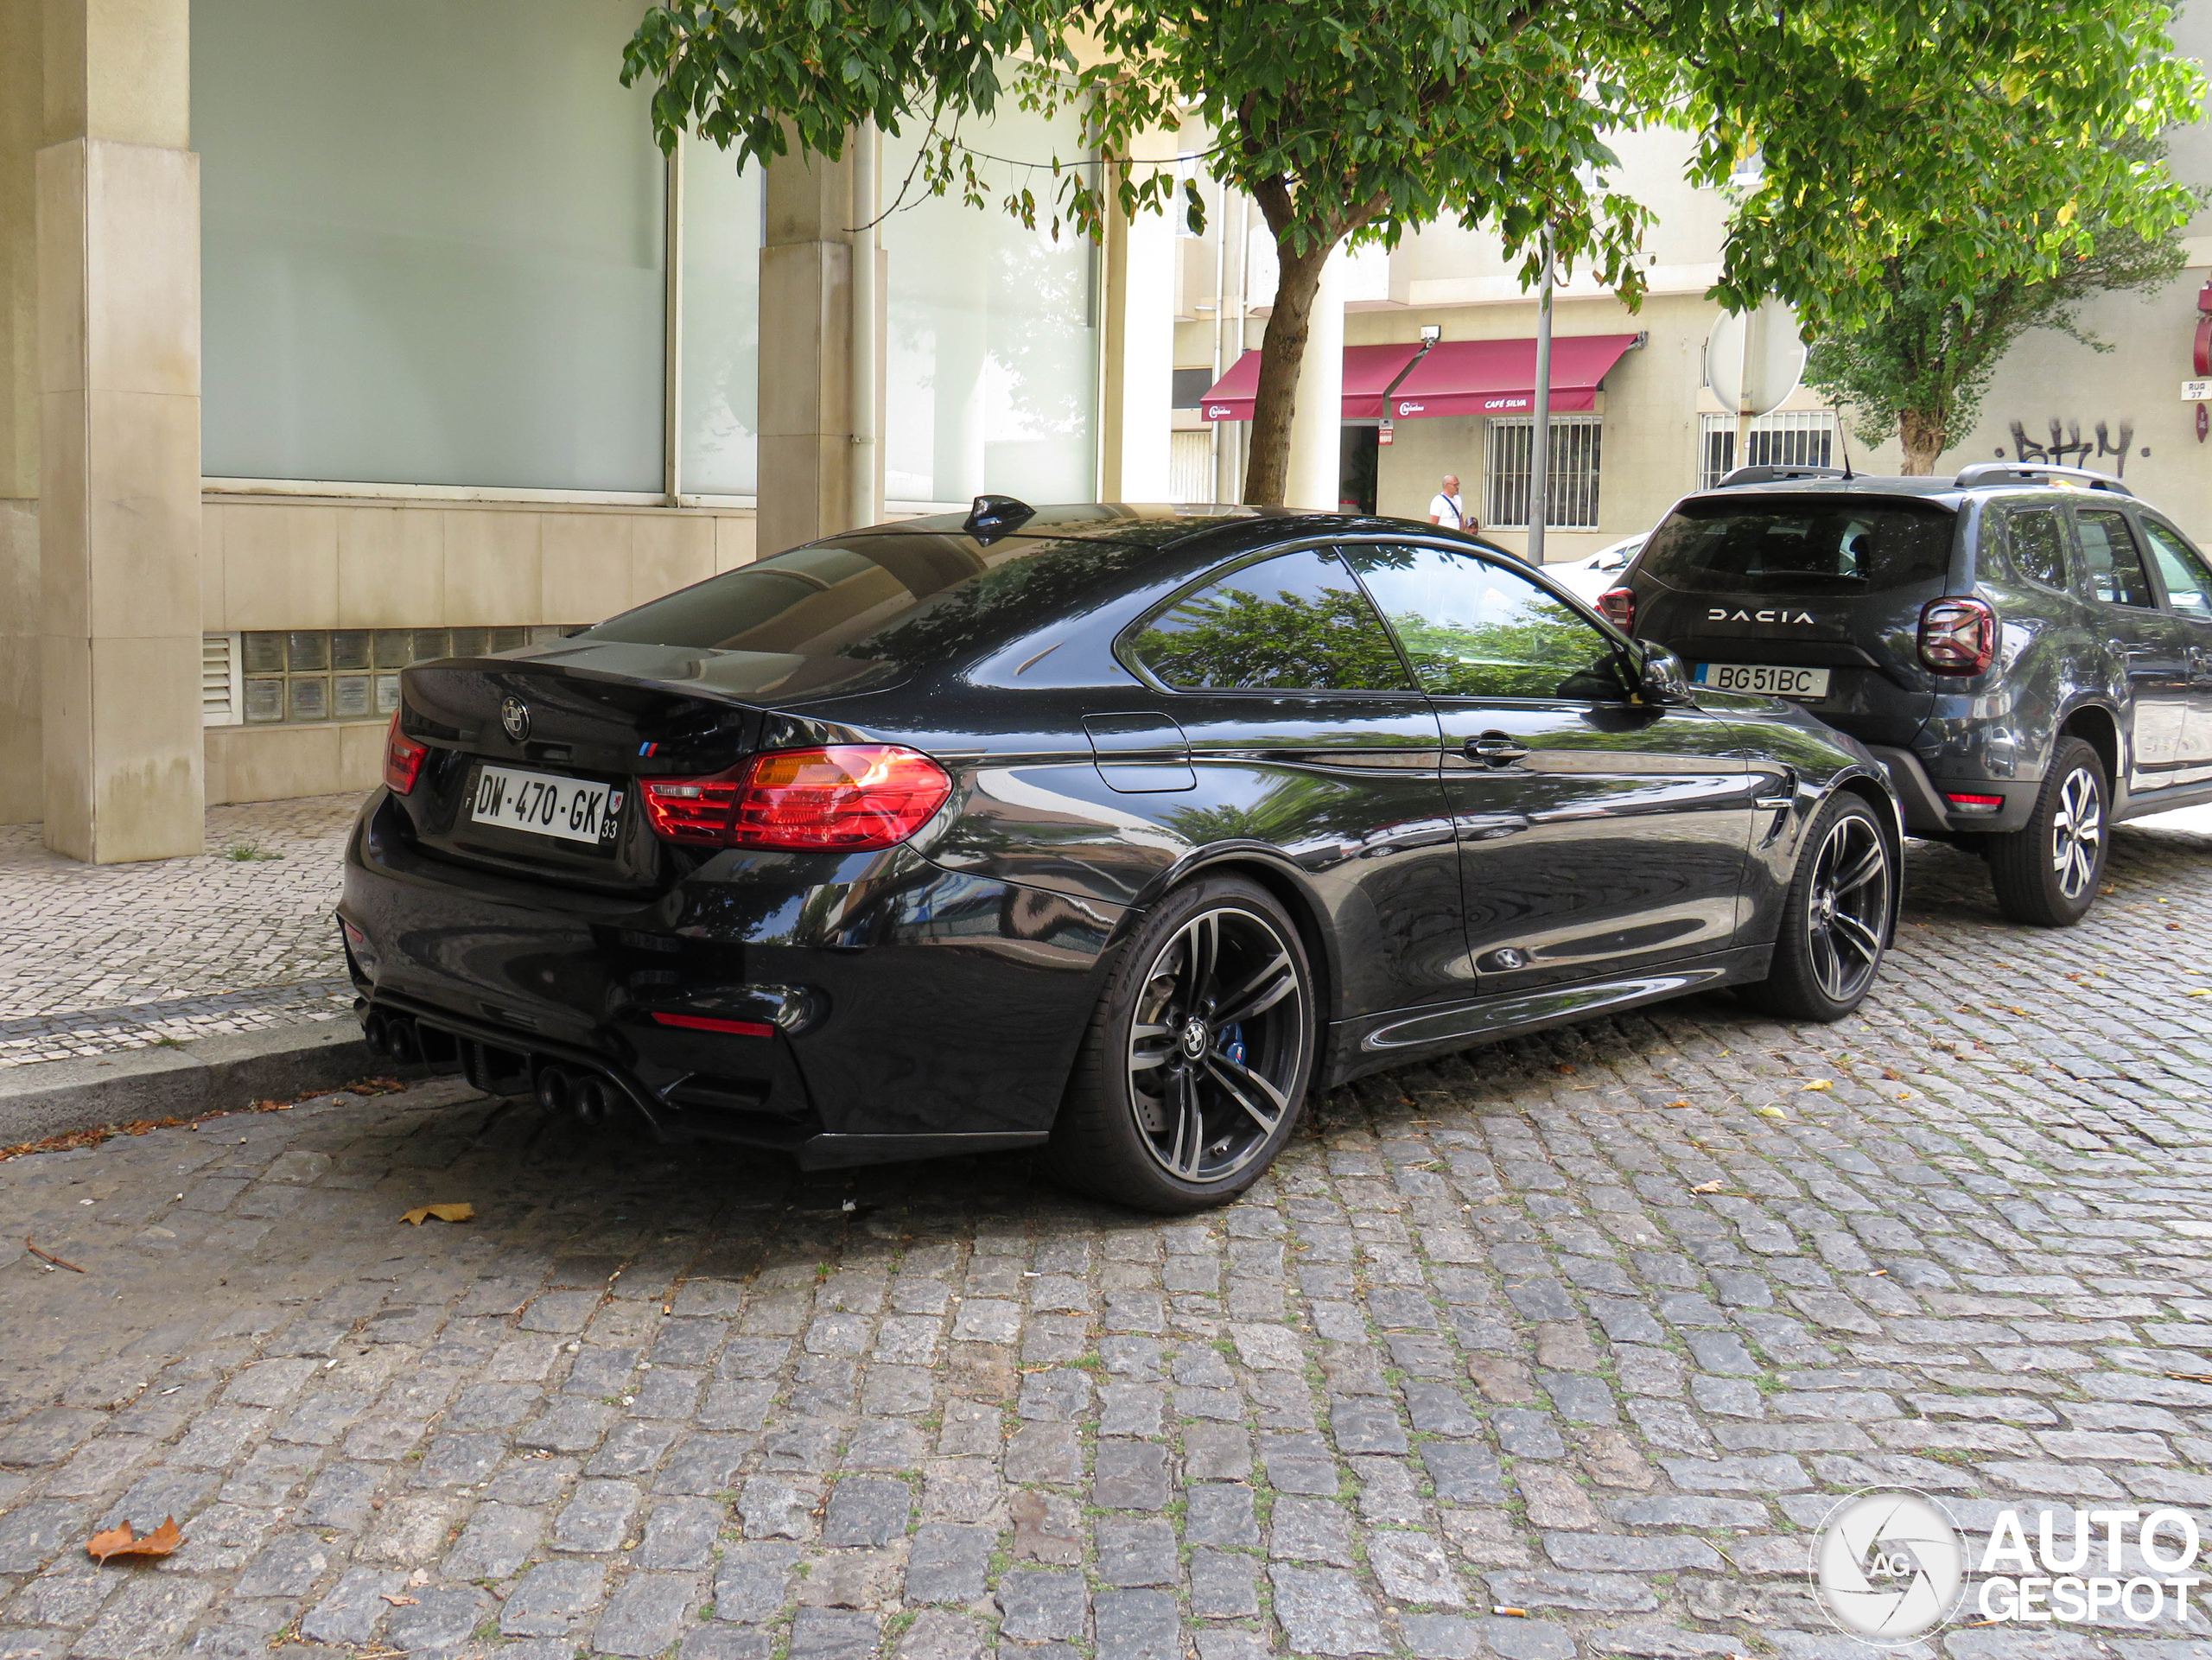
left=1598, top=586, right=1636, bottom=633
left=641, top=745, right=953, bottom=850
left=1919, top=597, right=1997, bottom=675
left=384, top=710, right=427, bottom=795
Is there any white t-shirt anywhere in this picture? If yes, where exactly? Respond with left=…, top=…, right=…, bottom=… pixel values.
left=1429, top=493, right=1468, bottom=528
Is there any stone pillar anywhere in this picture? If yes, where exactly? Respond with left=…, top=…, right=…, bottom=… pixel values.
left=1, top=0, right=42, bottom=825
left=36, top=0, right=203, bottom=862
left=757, top=144, right=860, bottom=557
left=1284, top=248, right=1345, bottom=512
left=1098, top=135, right=1178, bottom=502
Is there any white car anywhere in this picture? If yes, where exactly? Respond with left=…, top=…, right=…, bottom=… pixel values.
left=1550, top=534, right=1647, bottom=602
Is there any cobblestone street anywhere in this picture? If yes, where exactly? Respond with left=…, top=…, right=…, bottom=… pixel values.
left=1, top=823, right=2209, bottom=1660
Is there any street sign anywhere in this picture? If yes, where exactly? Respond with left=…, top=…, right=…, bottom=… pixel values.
left=2183, top=379, right=2212, bottom=402
left=1706, top=298, right=1806, bottom=417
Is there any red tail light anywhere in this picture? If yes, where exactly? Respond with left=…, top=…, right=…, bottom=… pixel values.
left=1919, top=597, right=1996, bottom=674
left=384, top=710, right=427, bottom=795
left=1598, top=586, right=1636, bottom=633
left=641, top=745, right=952, bottom=850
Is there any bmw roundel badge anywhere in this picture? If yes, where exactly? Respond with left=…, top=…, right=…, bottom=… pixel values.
left=500, top=696, right=531, bottom=742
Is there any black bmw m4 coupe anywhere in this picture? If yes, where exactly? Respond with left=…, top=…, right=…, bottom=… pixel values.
left=340, top=499, right=1902, bottom=1212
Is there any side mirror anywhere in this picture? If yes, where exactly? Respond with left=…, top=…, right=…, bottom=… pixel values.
left=1635, top=644, right=1695, bottom=705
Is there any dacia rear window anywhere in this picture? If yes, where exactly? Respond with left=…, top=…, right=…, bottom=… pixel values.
left=1639, top=497, right=1957, bottom=594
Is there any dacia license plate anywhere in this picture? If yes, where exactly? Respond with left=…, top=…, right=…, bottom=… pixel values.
left=1694, top=662, right=1831, bottom=700
left=468, top=763, right=623, bottom=847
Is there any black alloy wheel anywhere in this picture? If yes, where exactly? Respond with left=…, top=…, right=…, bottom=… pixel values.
left=1738, top=792, right=1894, bottom=1021
left=1988, top=736, right=2107, bottom=926
left=1047, top=876, right=1316, bottom=1212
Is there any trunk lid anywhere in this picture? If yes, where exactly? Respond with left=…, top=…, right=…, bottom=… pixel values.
left=391, top=639, right=901, bottom=889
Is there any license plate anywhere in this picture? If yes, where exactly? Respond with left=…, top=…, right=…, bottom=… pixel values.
left=1694, top=663, right=1832, bottom=699
left=468, top=764, right=624, bottom=847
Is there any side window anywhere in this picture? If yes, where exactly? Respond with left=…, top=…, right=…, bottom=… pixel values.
left=2140, top=518, right=2212, bottom=622
left=2006, top=509, right=2069, bottom=591
left=1127, top=548, right=1414, bottom=693
left=1343, top=544, right=1629, bottom=702
left=2076, top=509, right=2156, bottom=608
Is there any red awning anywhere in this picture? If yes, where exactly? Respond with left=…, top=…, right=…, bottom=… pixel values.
left=1197, top=343, right=1425, bottom=423
left=1385, top=334, right=1642, bottom=420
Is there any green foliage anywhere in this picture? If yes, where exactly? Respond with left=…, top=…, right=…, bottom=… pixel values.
left=622, top=0, right=2204, bottom=494
left=1130, top=580, right=1412, bottom=693
left=1805, top=139, right=2204, bottom=471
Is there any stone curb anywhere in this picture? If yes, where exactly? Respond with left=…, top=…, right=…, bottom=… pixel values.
left=0, top=1019, right=377, bottom=1147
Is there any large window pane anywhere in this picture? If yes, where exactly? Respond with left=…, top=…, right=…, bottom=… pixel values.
left=195, top=0, right=665, bottom=491
left=881, top=108, right=1098, bottom=506
left=681, top=138, right=763, bottom=496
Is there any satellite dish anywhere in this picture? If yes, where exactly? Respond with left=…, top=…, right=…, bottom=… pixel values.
left=1706, top=298, right=1806, bottom=417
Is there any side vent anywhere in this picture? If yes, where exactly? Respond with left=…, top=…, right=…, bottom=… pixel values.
left=202, top=633, right=243, bottom=727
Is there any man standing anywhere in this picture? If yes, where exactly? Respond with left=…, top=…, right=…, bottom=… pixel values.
left=1428, top=475, right=1473, bottom=531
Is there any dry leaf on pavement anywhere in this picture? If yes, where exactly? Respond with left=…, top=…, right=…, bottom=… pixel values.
left=86, top=1517, right=184, bottom=1563
left=1689, top=1180, right=1726, bottom=1193
left=400, top=1203, right=474, bottom=1226
left=381, top=1593, right=420, bottom=1606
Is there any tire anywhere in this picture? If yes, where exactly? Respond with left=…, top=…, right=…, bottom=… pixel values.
left=1045, top=875, right=1317, bottom=1213
left=1987, top=737, right=2107, bottom=926
left=1738, top=792, right=1895, bottom=1022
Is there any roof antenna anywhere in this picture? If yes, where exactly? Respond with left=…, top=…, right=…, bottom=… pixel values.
left=1829, top=401, right=1856, bottom=480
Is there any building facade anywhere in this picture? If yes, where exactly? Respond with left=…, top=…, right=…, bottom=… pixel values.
left=1173, top=39, right=2212, bottom=563
left=0, top=0, right=1178, bottom=857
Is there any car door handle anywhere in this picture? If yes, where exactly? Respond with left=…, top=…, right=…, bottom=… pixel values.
left=1466, top=733, right=1530, bottom=767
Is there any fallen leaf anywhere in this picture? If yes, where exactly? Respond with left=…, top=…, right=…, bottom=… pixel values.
left=1801, top=1079, right=1833, bottom=1091
left=400, top=1203, right=475, bottom=1226
left=1753, top=1106, right=1787, bottom=1118
left=1662, top=1099, right=1692, bottom=1110
left=86, top=1516, right=184, bottom=1563
left=2190, top=990, right=2212, bottom=999
left=1690, top=1180, right=1726, bottom=1194
left=1554, top=1063, right=1578, bottom=1075
left=380, top=1593, right=419, bottom=1606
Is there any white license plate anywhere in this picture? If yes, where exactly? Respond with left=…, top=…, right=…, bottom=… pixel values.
left=1694, top=662, right=1832, bottom=699
left=468, top=764, right=624, bottom=847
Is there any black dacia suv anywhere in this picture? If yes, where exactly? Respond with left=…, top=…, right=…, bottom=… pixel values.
left=1603, top=461, right=2212, bottom=927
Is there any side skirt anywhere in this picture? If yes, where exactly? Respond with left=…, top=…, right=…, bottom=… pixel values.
left=1322, top=946, right=1770, bottom=1089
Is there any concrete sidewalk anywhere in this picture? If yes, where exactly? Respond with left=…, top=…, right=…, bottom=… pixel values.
left=0, top=796, right=365, bottom=1071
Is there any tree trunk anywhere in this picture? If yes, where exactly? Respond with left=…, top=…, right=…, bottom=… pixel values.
left=1897, top=410, right=1947, bottom=475
left=1243, top=240, right=1333, bottom=506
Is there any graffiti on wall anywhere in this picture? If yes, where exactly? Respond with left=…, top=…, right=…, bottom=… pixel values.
left=2003, top=417, right=2135, bottom=476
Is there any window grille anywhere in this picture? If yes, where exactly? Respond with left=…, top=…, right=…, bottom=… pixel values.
left=1699, top=410, right=1837, bottom=489
left=203, top=633, right=244, bottom=727
left=1484, top=417, right=1602, bottom=531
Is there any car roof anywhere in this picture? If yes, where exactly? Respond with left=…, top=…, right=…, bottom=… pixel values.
left=1682, top=463, right=2143, bottom=515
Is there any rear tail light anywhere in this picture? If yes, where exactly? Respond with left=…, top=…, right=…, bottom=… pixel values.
left=1598, top=586, right=1636, bottom=633
left=641, top=744, right=952, bottom=850
left=1944, top=792, right=2005, bottom=813
left=1919, top=597, right=1997, bottom=674
left=384, top=710, right=427, bottom=795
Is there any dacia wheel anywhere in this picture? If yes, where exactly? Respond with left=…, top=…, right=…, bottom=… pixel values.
left=1988, top=736, right=2107, bottom=927
left=1046, top=875, right=1317, bottom=1213
left=1738, top=792, right=1895, bottom=1022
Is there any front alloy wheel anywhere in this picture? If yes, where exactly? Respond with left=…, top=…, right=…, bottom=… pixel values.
left=1126, top=906, right=1307, bottom=1186
left=1803, top=810, right=1891, bottom=1005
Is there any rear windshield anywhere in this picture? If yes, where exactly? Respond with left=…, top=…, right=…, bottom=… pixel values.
left=1640, top=496, right=1956, bottom=594
left=581, top=532, right=1159, bottom=671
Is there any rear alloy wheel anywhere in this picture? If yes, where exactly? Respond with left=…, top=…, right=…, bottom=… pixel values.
left=1046, top=876, right=1315, bottom=1212
left=1987, top=737, right=2107, bottom=926
left=1738, top=793, right=1894, bottom=1021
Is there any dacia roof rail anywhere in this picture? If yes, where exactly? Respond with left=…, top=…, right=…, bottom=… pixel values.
left=1951, top=462, right=2133, bottom=496
left=1714, top=464, right=1848, bottom=487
